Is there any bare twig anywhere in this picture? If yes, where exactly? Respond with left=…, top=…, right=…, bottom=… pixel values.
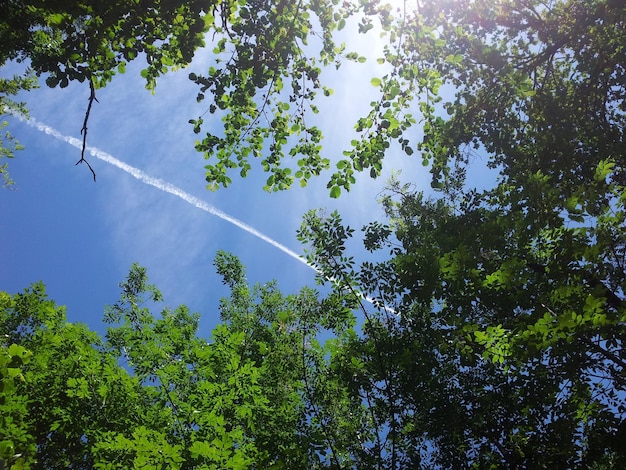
left=77, top=78, right=98, bottom=181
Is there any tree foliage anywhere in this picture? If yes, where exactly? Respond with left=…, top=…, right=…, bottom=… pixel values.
left=289, top=0, right=626, bottom=464
left=0, top=69, right=37, bottom=188
left=0, top=258, right=362, bottom=468
left=0, top=0, right=373, bottom=188
left=2, top=0, right=626, bottom=468
left=2, top=219, right=625, bottom=469
left=4, top=0, right=624, bottom=194
left=295, top=168, right=626, bottom=467
left=0, top=330, right=34, bottom=470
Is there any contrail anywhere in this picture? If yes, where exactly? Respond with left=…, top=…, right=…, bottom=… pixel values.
left=17, top=114, right=396, bottom=314
left=18, top=114, right=313, bottom=270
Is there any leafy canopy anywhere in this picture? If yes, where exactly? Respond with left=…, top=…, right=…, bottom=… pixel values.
left=0, top=0, right=374, bottom=190
left=2, top=0, right=626, bottom=467
left=1, top=0, right=625, bottom=195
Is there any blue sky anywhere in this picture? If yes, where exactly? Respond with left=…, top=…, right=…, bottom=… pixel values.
left=1, top=17, right=432, bottom=335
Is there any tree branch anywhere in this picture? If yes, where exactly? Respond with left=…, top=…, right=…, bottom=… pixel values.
left=77, top=78, right=98, bottom=181
left=581, top=337, right=626, bottom=373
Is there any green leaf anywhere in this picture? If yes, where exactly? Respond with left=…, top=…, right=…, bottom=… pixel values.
left=595, top=159, right=615, bottom=181
left=46, top=13, right=65, bottom=26
left=189, top=440, right=212, bottom=458
left=45, top=76, right=59, bottom=88
left=0, top=441, right=15, bottom=460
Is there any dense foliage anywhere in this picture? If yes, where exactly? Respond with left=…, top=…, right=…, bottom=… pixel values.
left=2, top=0, right=625, bottom=468
left=296, top=169, right=626, bottom=466
left=1, top=260, right=311, bottom=469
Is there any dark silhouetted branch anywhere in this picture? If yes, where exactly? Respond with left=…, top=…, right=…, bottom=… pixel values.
left=77, top=78, right=98, bottom=181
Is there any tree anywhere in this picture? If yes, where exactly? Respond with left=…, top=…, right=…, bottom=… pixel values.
left=3, top=0, right=626, bottom=467
left=297, top=171, right=626, bottom=466
left=0, top=337, right=34, bottom=470
left=1, top=258, right=373, bottom=468
left=3, top=213, right=624, bottom=468
left=0, top=69, right=37, bottom=188
left=2, top=1, right=624, bottom=195
left=333, top=0, right=626, bottom=195
left=292, top=2, right=626, bottom=463
left=99, top=260, right=293, bottom=469
left=0, top=282, right=145, bottom=469
left=0, top=0, right=372, bottom=186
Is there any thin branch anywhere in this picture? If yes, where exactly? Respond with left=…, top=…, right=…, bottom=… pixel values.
left=77, top=78, right=98, bottom=181
left=581, top=337, right=626, bottom=372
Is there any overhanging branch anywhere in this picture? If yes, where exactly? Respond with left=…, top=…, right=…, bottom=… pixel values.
left=77, top=78, right=98, bottom=181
